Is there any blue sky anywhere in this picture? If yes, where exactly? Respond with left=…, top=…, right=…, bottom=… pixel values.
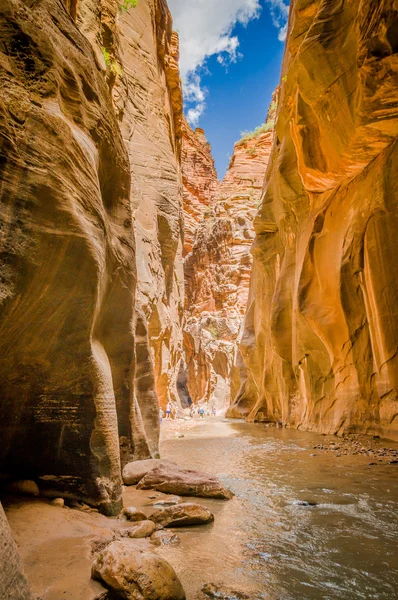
left=168, top=0, right=289, bottom=177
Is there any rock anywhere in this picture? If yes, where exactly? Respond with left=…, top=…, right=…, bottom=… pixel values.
left=150, top=502, right=214, bottom=527
left=121, top=520, right=156, bottom=539
left=182, top=96, right=276, bottom=411
left=229, top=1, right=398, bottom=442
left=8, top=480, right=40, bottom=497
left=137, top=463, right=233, bottom=499
left=0, top=502, right=31, bottom=600
left=122, top=459, right=178, bottom=486
left=151, top=495, right=182, bottom=507
left=291, top=500, right=317, bottom=507
left=120, top=507, right=147, bottom=522
left=150, top=530, right=181, bottom=546
left=175, top=433, right=185, bottom=438
left=0, top=0, right=185, bottom=514
left=92, top=540, right=186, bottom=600
left=202, top=583, right=250, bottom=599
left=51, top=498, right=64, bottom=507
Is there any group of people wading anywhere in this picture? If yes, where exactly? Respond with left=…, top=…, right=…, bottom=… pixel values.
left=159, top=402, right=216, bottom=423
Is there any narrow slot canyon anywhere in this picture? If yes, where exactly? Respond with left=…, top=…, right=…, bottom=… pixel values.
left=1, top=1, right=398, bottom=599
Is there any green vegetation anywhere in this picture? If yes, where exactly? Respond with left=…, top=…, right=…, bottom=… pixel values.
left=246, top=147, right=257, bottom=157
left=282, top=75, right=287, bottom=82
left=239, top=120, right=275, bottom=143
left=101, top=47, right=123, bottom=76
left=207, top=324, right=219, bottom=339
left=119, top=0, right=137, bottom=10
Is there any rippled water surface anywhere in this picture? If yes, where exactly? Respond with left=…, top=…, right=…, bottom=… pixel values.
left=158, top=419, right=398, bottom=600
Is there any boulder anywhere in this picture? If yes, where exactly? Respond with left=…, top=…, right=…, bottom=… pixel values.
left=8, top=480, right=40, bottom=496
left=121, top=520, right=156, bottom=539
left=150, top=531, right=181, bottom=546
left=122, top=459, right=178, bottom=485
left=92, top=541, right=185, bottom=600
left=51, top=498, right=64, bottom=507
left=137, top=464, right=233, bottom=499
left=150, top=503, right=214, bottom=527
left=121, top=507, right=147, bottom=522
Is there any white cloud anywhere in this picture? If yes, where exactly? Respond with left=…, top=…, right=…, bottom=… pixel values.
left=168, top=0, right=290, bottom=126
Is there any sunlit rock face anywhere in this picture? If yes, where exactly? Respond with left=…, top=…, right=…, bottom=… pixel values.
left=183, top=104, right=275, bottom=409
left=0, top=0, right=184, bottom=513
left=181, top=118, right=219, bottom=256
left=113, top=0, right=185, bottom=440
left=230, top=0, right=398, bottom=441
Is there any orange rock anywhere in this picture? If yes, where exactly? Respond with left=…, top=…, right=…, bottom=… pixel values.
left=182, top=99, right=276, bottom=409
left=230, top=0, right=398, bottom=441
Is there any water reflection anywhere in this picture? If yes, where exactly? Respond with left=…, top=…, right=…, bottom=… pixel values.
left=158, top=420, right=398, bottom=600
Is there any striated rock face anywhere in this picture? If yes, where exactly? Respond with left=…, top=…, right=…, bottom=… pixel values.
left=183, top=107, right=275, bottom=409
left=114, top=0, right=184, bottom=448
left=0, top=0, right=184, bottom=514
left=231, top=0, right=398, bottom=441
left=181, top=118, right=219, bottom=256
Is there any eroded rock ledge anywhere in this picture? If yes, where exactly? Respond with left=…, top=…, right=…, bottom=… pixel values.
left=230, top=0, right=398, bottom=441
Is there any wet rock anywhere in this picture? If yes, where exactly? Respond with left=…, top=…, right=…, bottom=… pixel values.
left=150, top=530, right=181, bottom=546
left=150, top=503, right=214, bottom=527
left=51, top=498, right=64, bottom=507
left=122, top=459, right=178, bottom=486
left=120, top=520, right=156, bottom=539
left=291, top=500, right=317, bottom=507
left=151, top=495, right=183, bottom=507
left=202, top=583, right=250, bottom=599
left=120, top=507, right=147, bottom=522
left=8, top=480, right=40, bottom=496
left=137, top=463, right=233, bottom=499
left=92, top=541, right=186, bottom=600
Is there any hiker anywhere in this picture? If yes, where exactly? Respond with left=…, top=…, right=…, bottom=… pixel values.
left=199, top=406, right=205, bottom=418
left=212, top=407, right=216, bottom=416
left=166, top=402, right=171, bottom=419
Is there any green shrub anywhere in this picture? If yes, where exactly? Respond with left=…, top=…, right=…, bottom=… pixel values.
left=119, top=0, right=137, bottom=10
left=101, top=47, right=123, bottom=76
left=239, top=120, right=275, bottom=143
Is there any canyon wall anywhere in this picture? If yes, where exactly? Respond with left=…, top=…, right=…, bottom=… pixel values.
left=0, top=503, right=30, bottom=599
left=183, top=104, right=275, bottom=409
left=231, top=0, right=398, bottom=440
left=0, top=0, right=183, bottom=514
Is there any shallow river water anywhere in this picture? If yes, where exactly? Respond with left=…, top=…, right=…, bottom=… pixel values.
left=158, top=419, right=398, bottom=600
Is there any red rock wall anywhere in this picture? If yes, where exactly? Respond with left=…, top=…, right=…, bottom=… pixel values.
left=183, top=107, right=275, bottom=409
left=230, top=0, right=398, bottom=441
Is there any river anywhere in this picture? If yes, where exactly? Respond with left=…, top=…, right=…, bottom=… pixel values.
left=157, top=418, right=398, bottom=600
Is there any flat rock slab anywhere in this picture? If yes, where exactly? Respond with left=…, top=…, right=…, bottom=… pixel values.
left=202, top=583, right=250, bottom=599
left=122, top=459, right=178, bottom=485
left=150, top=503, right=214, bottom=527
left=137, top=464, right=234, bottom=499
left=92, top=540, right=185, bottom=599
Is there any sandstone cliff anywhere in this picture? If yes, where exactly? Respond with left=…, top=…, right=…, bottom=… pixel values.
left=114, top=0, right=184, bottom=449
left=0, top=0, right=184, bottom=516
left=183, top=102, right=275, bottom=409
left=181, top=117, right=219, bottom=256
left=230, top=0, right=398, bottom=441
